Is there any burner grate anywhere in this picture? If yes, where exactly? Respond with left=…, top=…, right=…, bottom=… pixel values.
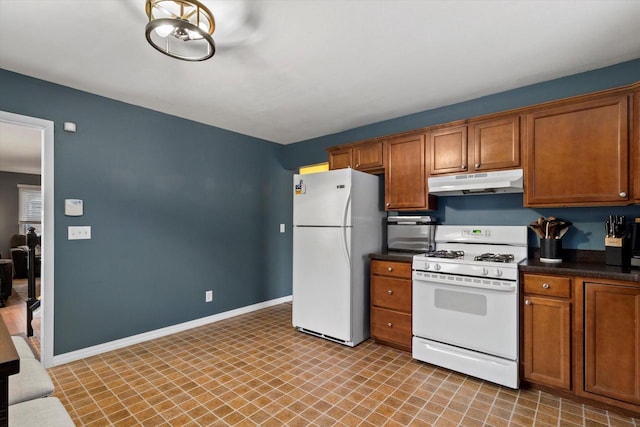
left=473, top=253, right=515, bottom=263
left=425, top=250, right=465, bottom=259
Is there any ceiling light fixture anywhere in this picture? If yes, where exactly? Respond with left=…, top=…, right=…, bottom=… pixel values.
left=145, top=0, right=216, bottom=61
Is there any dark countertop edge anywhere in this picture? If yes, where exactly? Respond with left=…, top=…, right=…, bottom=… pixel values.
left=519, top=259, right=640, bottom=283
left=371, top=250, right=640, bottom=283
left=369, top=252, right=416, bottom=263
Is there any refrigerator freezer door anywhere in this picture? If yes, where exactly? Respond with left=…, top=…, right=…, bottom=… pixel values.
left=292, top=226, right=352, bottom=343
left=293, top=169, right=352, bottom=227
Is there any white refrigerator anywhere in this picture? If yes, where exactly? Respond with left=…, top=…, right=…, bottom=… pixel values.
left=292, top=168, right=383, bottom=347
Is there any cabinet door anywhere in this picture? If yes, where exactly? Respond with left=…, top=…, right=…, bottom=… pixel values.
left=430, top=126, right=468, bottom=175
left=524, top=95, right=629, bottom=207
left=353, top=141, right=384, bottom=172
left=385, top=134, right=430, bottom=210
left=523, top=295, right=571, bottom=390
left=584, top=283, right=640, bottom=405
left=328, top=148, right=352, bottom=170
left=469, top=116, right=520, bottom=171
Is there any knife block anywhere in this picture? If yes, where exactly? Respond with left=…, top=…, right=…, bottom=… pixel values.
left=605, top=236, right=630, bottom=266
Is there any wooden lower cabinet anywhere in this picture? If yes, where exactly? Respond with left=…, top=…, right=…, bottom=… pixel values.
left=522, top=274, right=572, bottom=390
left=583, top=282, right=640, bottom=406
left=523, top=295, right=571, bottom=390
left=521, top=273, right=640, bottom=415
left=370, top=260, right=412, bottom=351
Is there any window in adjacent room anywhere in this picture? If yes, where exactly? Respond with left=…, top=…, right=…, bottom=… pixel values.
left=18, top=184, right=42, bottom=235
left=299, top=162, right=329, bottom=174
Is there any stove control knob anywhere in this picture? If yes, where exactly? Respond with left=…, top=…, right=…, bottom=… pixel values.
left=434, top=264, right=441, bottom=271
left=495, top=269, right=503, bottom=277
left=482, top=268, right=489, bottom=276
left=424, top=263, right=430, bottom=270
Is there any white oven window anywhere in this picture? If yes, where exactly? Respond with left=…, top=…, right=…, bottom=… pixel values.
left=434, top=289, right=487, bottom=316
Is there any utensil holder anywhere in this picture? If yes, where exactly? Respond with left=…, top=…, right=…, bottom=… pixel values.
left=605, top=236, right=630, bottom=266
left=540, top=238, right=562, bottom=263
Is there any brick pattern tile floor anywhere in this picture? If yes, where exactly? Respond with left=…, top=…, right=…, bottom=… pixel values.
left=46, top=303, right=639, bottom=426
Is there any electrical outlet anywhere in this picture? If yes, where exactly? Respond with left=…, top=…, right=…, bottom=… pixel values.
left=205, top=290, right=213, bottom=302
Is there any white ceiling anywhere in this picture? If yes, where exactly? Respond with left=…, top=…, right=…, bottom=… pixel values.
left=0, top=0, right=639, bottom=145
left=0, top=122, right=41, bottom=175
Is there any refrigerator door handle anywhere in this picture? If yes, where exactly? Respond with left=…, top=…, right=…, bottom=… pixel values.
left=341, top=184, right=351, bottom=228
left=342, top=226, right=351, bottom=266
left=341, top=186, right=352, bottom=265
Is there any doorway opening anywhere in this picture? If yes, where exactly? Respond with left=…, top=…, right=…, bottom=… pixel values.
left=0, top=111, right=54, bottom=368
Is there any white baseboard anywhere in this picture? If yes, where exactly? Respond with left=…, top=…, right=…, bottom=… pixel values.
left=51, top=295, right=292, bottom=367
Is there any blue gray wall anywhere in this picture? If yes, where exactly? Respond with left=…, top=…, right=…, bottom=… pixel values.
left=283, top=59, right=640, bottom=250
left=0, top=69, right=293, bottom=354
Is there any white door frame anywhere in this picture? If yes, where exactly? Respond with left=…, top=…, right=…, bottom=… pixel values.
left=1, top=111, right=54, bottom=368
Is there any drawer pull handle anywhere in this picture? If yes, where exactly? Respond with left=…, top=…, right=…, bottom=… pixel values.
left=620, top=192, right=627, bottom=198
left=388, top=267, right=393, bottom=272
left=542, top=283, right=550, bottom=289
left=525, top=300, right=532, bottom=305
left=387, top=322, right=393, bottom=327
left=387, top=289, right=393, bottom=295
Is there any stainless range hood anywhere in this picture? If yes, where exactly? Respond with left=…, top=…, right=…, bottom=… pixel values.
left=428, top=169, right=524, bottom=196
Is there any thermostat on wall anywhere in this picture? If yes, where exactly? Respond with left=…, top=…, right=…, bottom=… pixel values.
left=65, top=199, right=83, bottom=216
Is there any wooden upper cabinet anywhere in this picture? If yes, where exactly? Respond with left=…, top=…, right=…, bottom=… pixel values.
left=430, top=116, right=520, bottom=175
left=328, top=140, right=384, bottom=172
left=353, top=140, right=384, bottom=172
left=328, top=147, right=352, bottom=170
left=584, top=283, right=640, bottom=405
left=524, top=95, right=629, bottom=207
left=469, top=116, right=520, bottom=171
left=385, top=133, right=437, bottom=211
left=430, top=125, right=468, bottom=175
left=633, top=89, right=640, bottom=202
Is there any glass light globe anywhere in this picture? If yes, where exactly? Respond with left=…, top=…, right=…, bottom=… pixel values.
left=155, top=24, right=174, bottom=37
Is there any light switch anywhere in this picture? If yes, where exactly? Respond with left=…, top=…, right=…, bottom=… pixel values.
left=68, top=226, right=91, bottom=240
left=280, top=224, right=285, bottom=233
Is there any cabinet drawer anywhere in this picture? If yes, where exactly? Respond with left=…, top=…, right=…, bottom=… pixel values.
left=371, top=260, right=411, bottom=278
left=371, top=307, right=412, bottom=348
left=523, top=274, right=571, bottom=298
left=371, top=276, right=411, bottom=312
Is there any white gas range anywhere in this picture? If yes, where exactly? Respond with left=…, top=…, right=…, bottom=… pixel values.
left=411, top=225, right=528, bottom=389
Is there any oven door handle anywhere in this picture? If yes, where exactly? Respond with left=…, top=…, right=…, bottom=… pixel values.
left=425, top=342, right=513, bottom=366
left=412, top=274, right=517, bottom=292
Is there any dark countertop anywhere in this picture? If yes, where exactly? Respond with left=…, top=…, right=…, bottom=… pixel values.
left=520, top=258, right=640, bottom=283
left=371, top=250, right=640, bottom=283
left=369, top=252, right=416, bottom=263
